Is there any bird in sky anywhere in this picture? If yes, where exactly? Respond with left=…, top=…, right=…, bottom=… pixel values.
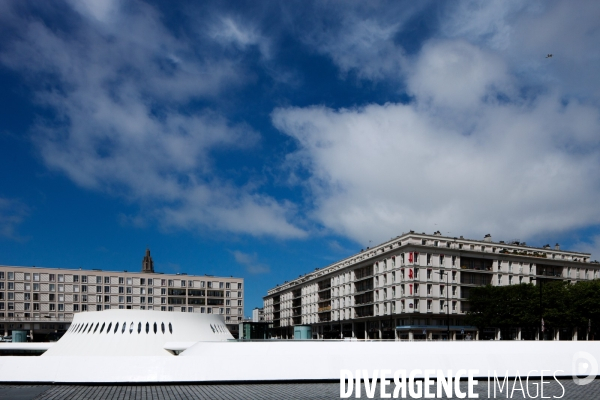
left=546, top=54, right=553, bottom=58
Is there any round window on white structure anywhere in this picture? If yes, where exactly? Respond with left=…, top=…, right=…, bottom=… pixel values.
left=100, top=322, right=106, bottom=334
left=161, top=322, right=165, bottom=334
left=153, top=322, right=157, bottom=334
left=169, top=323, right=173, bottom=334
left=114, top=322, right=119, bottom=334
left=129, top=322, right=134, bottom=334
left=93, top=323, right=100, bottom=333
left=145, top=322, right=149, bottom=334
left=137, top=322, right=141, bottom=334
left=106, top=322, right=112, bottom=334
left=122, top=322, right=126, bottom=334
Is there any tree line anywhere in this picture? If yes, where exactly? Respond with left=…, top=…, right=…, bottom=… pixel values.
left=464, top=280, right=600, bottom=339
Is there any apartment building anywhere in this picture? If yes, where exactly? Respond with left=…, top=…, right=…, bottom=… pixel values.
left=0, top=249, right=244, bottom=339
left=264, top=231, right=597, bottom=340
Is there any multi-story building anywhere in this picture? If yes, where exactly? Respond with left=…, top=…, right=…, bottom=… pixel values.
left=264, top=231, right=597, bottom=341
left=0, top=249, right=244, bottom=339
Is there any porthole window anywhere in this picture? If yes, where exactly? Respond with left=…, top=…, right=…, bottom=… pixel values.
left=153, top=322, right=157, bottom=334
left=99, top=322, right=106, bottom=334
left=107, top=322, right=112, bottom=334
left=161, top=322, right=165, bottom=334
left=87, top=323, right=93, bottom=333
left=114, top=322, right=119, bottom=334
left=93, top=322, right=100, bottom=333
left=146, top=322, right=149, bottom=334
left=168, top=322, right=173, bottom=334
left=122, top=322, right=126, bottom=334
left=129, top=322, right=134, bottom=334
left=137, top=322, right=141, bottom=334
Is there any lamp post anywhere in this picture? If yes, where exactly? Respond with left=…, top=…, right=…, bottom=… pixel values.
left=436, top=270, right=451, bottom=340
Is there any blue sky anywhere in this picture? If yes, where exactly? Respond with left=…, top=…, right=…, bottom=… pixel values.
left=1, top=0, right=600, bottom=314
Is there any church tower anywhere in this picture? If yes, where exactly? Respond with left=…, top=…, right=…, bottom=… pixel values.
left=142, top=248, right=154, bottom=273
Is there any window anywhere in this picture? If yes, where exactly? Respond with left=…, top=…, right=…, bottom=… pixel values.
left=140, top=278, right=145, bottom=285
left=148, top=297, right=153, bottom=303
left=33, top=283, right=39, bottom=291
left=73, top=285, right=79, bottom=292
left=126, top=296, right=132, bottom=303
left=181, top=280, right=186, bottom=287
left=34, top=303, right=40, bottom=311
left=49, top=304, right=55, bottom=311
left=96, top=286, right=101, bottom=293
left=73, top=294, right=78, bottom=302
left=238, top=291, right=242, bottom=298
left=82, top=295, right=87, bottom=302
left=104, top=286, right=110, bottom=293
left=58, top=274, right=64, bottom=282
left=96, top=295, right=102, bottom=302
left=104, top=277, right=109, bottom=284
left=427, top=284, right=432, bottom=295
left=7, top=282, right=13, bottom=290
left=207, top=282, right=212, bottom=288
left=119, top=296, right=124, bottom=303
left=161, top=279, right=166, bottom=286
left=219, top=282, right=224, bottom=289
left=82, top=285, right=87, bottom=292
left=127, top=278, right=132, bottom=285
left=119, top=287, right=124, bottom=294
left=24, top=273, right=30, bottom=280
left=58, top=294, right=64, bottom=302
left=25, top=283, right=31, bottom=291
left=140, top=297, right=145, bottom=303
left=161, top=288, right=166, bottom=295
left=82, top=304, right=88, bottom=311
left=8, top=272, right=14, bottom=280
left=82, top=276, right=88, bottom=283
left=73, top=275, right=79, bottom=283
left=104, top=295, right=110, bottom=302
left=49, top=294, right=55, bottom=301
left=148, top=279, right=153, bottom=285
left=58, top=284, right=64, bottom=292
left=58, top=304, right=64, bottom=311
left=119, top=277, right=124, bottom=284
left=168, top=280, right=174, bottom=287
left=127, top=287, right=132, bottom=294
left=226, top=282, right=231, bottom=289
left=49, top=284, right=55, bottom=291
left=238, top=300, right=242, bottom=306
left=201, top=281, right=205, bottom=288
left=238, top=283, right=242, bottom=289
left=96, top=276, right=102, bottom=284
left=148, top=288, right=153, bottom=295
left=7, top=292, right=13, bottom=300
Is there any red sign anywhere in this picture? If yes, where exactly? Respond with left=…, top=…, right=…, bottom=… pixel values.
left=408, top=269, right=414, bottom=279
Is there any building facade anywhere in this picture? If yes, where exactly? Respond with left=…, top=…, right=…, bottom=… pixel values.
left=264, top=231, right=597, bottom=340
left=0, top=249, right=244, bottom=340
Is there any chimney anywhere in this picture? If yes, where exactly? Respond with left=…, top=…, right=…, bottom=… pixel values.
left=483, top=234, right=492, bottom=242
left=555, top=243, right=560, bottom=250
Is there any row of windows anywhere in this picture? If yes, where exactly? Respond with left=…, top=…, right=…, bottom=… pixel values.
left=0, top=272, right=242, bottom=290
left=0, top=284, right=243, bottom=299
left=69, top=320, right=173, bottom=335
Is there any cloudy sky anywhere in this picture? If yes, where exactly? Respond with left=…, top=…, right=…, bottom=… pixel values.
left=1, top=0, right=599, bottom=312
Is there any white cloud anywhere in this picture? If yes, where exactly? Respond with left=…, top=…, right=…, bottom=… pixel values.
left=209, top=17, right=271, bottom=59
left=273, top=23, right=600, bottom=245
left=572, top=236, right=600, bottom=263
left=297, top=2, right=425, bottom=81
left=0, top=0, right=305, bottom=239
left=232, top=250, right=270, bottom=274
left=0, top=198, right=29, bottom=241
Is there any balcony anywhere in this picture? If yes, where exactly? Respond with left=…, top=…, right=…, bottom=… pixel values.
left=318, top=306, right=332, bottom=313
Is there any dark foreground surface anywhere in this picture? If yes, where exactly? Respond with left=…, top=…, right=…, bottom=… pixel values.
left=1, top=379, right=599, bottom=400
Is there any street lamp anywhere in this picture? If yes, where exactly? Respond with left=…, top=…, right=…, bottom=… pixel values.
left=435, top=270, right=451, bottom=340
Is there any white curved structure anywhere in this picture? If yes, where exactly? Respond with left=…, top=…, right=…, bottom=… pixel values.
left=0, top=310, right=598, bottom=383
left=43, top=309, right=232, bottom=357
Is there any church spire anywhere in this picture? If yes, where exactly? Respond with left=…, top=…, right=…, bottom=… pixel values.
left=142, top=248, right=154, bottom=273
